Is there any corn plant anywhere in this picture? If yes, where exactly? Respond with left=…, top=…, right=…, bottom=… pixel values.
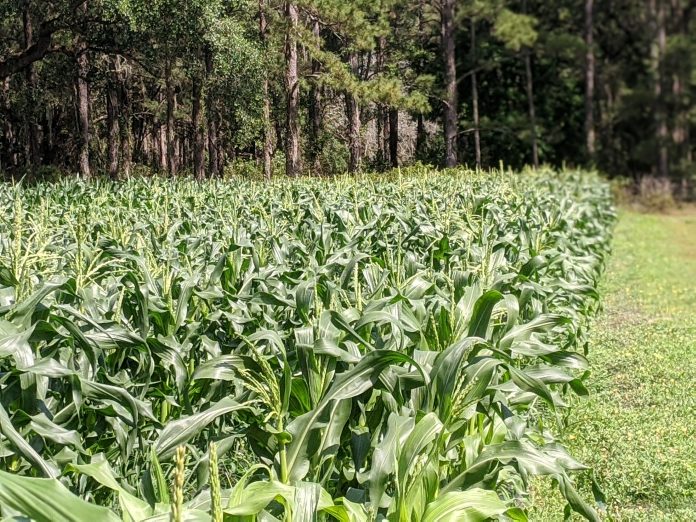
left=0, top=167, right=614, bottom=521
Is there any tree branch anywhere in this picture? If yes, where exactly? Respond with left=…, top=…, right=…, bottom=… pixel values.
left=0, top=18, right=58, bottom=79
left=0, top=0, right=88, bottom=79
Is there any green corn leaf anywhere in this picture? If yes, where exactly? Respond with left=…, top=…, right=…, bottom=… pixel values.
left=29, top=413, right=84, bottom=451
left=151, top=446, right=171, bottom=505
left=369, top=413, right=414, bottom=509
left=155, top=398, right=251, bottom=459
left=192, top=354, right=245, bottom=381
left=0, top=403, right=59, bottom=478
left=285, top=350, right=419, bottom=482
left=293, top=481, right=321, bottom=522
left=223, top=480, right=295, bottom=516
left=421, top=489, right=509, bottom=522
left=68, top=458, right=152, bottom=520
left=499, top=314, right=570, bottom=349
left=508, top=366, right=556, bottom=408
left=467, top=290, right=504, bottom=338
left=7, top=278, right=70, bottom=328
left=0, top=470, right=119, bottom=522
left=397, top=412, right=443, bottom=489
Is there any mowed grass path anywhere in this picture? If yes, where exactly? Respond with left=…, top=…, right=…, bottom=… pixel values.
left=533, top=210, right=696, bottom=520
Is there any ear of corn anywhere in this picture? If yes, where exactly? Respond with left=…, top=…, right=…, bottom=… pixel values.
left=0, top=167, right=614, bottom=521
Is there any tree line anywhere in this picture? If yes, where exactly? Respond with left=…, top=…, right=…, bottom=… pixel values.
left=0, top=0, right=694, bottom=180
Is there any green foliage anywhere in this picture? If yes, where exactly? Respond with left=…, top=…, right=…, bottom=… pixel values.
left=2, top=0, right=694, bottom=178
left=493, top=9, right=538, bottom=52
left=0, top=168, right=614, bottom=520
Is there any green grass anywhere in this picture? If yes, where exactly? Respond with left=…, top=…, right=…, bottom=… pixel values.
left=532, top=209, right=696, bottom=520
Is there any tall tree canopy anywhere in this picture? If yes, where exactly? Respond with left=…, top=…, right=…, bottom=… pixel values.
left=0, top=0, right=694, bottom=181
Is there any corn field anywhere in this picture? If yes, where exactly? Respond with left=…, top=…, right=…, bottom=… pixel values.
left=0, top=168, right=614, bottom=521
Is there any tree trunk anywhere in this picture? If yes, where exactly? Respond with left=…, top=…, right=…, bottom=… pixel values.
left=416, top=114, right=426, bottom=159
left=119, top=65, right=132, bottom=178
left=1, top=78, right=17, bottom=170
left=650, top=0, right=669, bottom=177
left=308, top=17, right=322, bottom=172
left=43, top=106, right=53, bottom=164
left=671, top=1, right=691, bottom=169
left=22, top=0, right=40, bottom=174
left=75, top=42, right=91, bottom=179
left=524, top=48, right=539, bottom=169
left=138, top=79, right=151, bottom=166
left=381, top=107, right=389, bottom=164
left=178, top=132, right=185, bottom=171
left=155, top=123, right=161, bottom=169
left=672, top=72, right=690, bottom=164
left=205, top=47, right=219, bottom=178
left=165, top=57, right=177, bottom=176
left=376, top=111, right=383, bottom=165
left=180, top=134, right=187, bottom=170
left=308, top=79, right=322, bottom=171
left=260, top=0, right=272, bottom=179
left=671, top=47, right=689, bottom=164
left=657, top=0, right=668, bottom=178
left=274, top=97, right=284, bottom=155
left=471, top=18, right=481, bottom=169
left=376, top=107, right=387, bottom=165
left=106, top=58, right=120, bottom=179
left=345, top=53, right=362, bottom=173
left=415, top=0, right=427, bottom=160
left=142, top=122, right=152, bottom=168
left=106, top=83, right=120, bottom=178
left=142, top=121, right=150, bottom=167
left=441, top=0, right=458, bottom=167
left=284, top=1, right=301, bottom=177
left=376, top=37, right=389, bottom=165
left=192, top=67, right=204, bottom=181
left=217, top=131, right=225, bottom=176
left=159, top=120, right=167, bottom=171
left=388, top=108, right=399, bottom=168
left=345, top=91, right=361, bottom=173
left=584, top=0, right=596, bottom=162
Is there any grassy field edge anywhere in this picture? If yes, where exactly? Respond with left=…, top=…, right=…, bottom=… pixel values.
left=532, top=209, right=696, bottom=520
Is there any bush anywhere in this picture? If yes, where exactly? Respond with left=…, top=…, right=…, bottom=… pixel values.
left=610, top=175, right=686, bottom=212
